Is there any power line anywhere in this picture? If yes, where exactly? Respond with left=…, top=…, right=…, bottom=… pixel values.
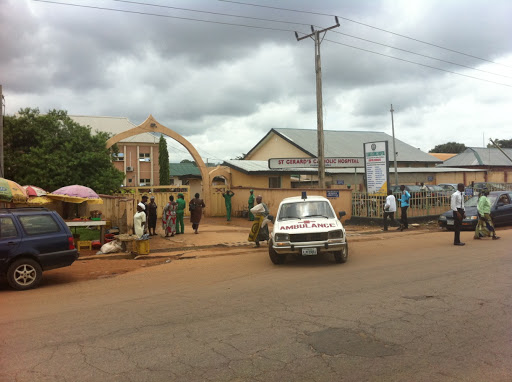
left=112, top=0, right=511, bottom=79
left=31, top=0, right=512, bottom=88
left=110, top=0, right=312, bottom=27
left=329, top=30, right=512, bottom=80
left=219, top=0, right=512, bottom=69
left=324, top=38, right=512, bottom=88
left=32, top=0, right=301, bottom=33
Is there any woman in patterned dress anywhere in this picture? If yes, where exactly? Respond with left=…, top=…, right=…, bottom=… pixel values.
left=162, top=195, right=178, bottom=237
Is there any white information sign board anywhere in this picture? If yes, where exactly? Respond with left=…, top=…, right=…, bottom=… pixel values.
left=268, top=157, right=363, bottom=169
left=364, top=141, right=389, bottom=195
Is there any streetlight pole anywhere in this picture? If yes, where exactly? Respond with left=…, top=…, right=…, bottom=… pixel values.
left=390, top=104, right=398, bottom=186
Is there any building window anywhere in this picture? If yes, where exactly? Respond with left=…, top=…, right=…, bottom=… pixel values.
left=139, top=153, right=151, bottom=162
left=269, top=176, right=281, bottom=189
left=139, top=179, right=151, bottom=186
left=169, top=178, right=175, bottom=185
left=113, top=152, right=124, bottom=161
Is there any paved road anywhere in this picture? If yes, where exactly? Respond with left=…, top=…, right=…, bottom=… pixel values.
left=1, top=229, right=511, bottom=381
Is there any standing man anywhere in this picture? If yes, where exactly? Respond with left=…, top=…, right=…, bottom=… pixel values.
left=383, top=189, right=397, bottom=231
left=248, top=189, right=255, bottom=221
left=397, top=185, right=411, bottom=231
left=147, top=196, right=158, bottom=236
left=176, top=193, right=186, bottom=234
left=451, top=183, right=466, bottom=246
left=222, top=189, right=235, bottom=221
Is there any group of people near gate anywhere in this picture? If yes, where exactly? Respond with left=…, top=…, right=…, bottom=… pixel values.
left=133, top=192, right=206, bottom=238
left=382, top=183, right=500, bottom=245
left=132, top=189, right=270, bottom=246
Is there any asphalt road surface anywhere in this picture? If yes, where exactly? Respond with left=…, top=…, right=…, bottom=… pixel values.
left=1, top=229, right=511, bottom=382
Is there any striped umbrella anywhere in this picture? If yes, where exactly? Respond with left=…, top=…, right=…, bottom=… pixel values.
left=23, top=185, right=48, bottom=197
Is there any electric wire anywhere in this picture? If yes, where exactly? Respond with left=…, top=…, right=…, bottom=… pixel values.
left=324, top=38, right=512, bottom=88
left=111, top=0, right=511, bottom=79
left=219, top=0, right=512, bottom=69
left=32, top=0, right=300, bottom=33
left=31, top=0, right=512, bottom=87
left=109, top=0, right=312, bottom=27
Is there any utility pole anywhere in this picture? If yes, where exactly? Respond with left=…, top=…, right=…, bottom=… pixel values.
left=295, top=18, right=339, bottom=189
left=390, top=104, right=398, bottom=186
left=0, top=84, right=4, bottom=178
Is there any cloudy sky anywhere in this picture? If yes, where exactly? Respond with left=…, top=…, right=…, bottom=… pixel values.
left=1, top=0, right=511, bottom=163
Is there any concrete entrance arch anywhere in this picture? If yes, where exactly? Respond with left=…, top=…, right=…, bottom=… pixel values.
left=106, top=115, right=211, bottom=215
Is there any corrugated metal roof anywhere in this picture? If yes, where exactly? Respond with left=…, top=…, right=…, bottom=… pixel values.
left=169, top=163, right=217, bottom=176
left=69, top=115, right=159, bottom=144
left=269, top=128, right=441, bottom=163
left=438, top=148, right=512, bottom=167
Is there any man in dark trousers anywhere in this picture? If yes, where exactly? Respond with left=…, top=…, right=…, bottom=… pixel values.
left=451, top=183, right=466, bottom=246
left=397, top=185, right=410, bottom=231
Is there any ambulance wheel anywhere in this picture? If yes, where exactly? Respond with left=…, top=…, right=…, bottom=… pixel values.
left=334, top=243, right=349, bottom=264
left=269, top=240, right=286, bottom=265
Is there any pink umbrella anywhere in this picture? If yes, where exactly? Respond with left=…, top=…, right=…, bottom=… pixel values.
left=23, top=185, right=48, bottom=197
left=47, top=185, right=103, bottom=204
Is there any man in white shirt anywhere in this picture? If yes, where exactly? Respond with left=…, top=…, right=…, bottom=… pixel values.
left=450, top=183, right=466, bottom=246
left=383, top=189, right=397, bottom=231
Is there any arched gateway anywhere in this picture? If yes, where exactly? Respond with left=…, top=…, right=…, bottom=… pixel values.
left=106, top=115, right=211, bottom=216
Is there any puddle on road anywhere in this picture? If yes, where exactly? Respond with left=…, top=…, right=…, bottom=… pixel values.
left=304, top=327, right=403, bottom=357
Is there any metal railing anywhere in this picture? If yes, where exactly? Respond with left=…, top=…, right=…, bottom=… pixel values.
left=352, top=182, right=512, bottom=218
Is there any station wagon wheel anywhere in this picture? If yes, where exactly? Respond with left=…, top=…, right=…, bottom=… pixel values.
left=334, top=243, right=349, bottom=264
left=268, top=240, right=286, bottom=265
left=7, top=258, right=43, bottom=290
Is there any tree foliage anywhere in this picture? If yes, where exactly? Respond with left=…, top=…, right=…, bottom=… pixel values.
left=231, top=153, right=246, bottom=160
left=429, top=142, right=467, bottom=153
left=158, top=135, right=170, bottom=185
left=4, top=108, right=125, bottom=194
left=488, top=138, right=512, bottom=148
left=180, top=159, right=197, bottom=166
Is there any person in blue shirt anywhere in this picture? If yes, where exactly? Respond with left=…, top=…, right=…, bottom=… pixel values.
left=397, top=185, right=411, bottom=231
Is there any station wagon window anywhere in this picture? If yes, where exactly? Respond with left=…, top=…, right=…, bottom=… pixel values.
left=18, top=214, right=60, bottom=235
left=0, top=217, right=18, bottom=239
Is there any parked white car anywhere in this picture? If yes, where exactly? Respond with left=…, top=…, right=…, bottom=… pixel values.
left=269, top=195, right=348, bottom=264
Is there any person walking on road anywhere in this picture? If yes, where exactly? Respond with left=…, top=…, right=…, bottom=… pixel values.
left=162, top=195, right=177, bottom=237
left=451, top=183, right=466, bottom=246
left=176, top=193, right=186, bottom=234
left=248, top=189, right=255, bottom=221
left=189, top=193, right=206, bottom=234
left=474, top=189, right=500, bottom=240
left=222, top=190, right=235, bottom=221
left=248, top=195, right=271, bottom=248
left=397, top=185, right=411, bottom=231
left=383, top=189, right=397, bottom=231
left=147, top=196, right=158, bottom=236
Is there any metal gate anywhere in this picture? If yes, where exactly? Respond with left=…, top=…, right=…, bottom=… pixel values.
left=210, top=185, right=227, bottom=217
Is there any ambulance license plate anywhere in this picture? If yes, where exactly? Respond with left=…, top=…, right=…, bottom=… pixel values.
left=302, top=248, right=317, bottom=256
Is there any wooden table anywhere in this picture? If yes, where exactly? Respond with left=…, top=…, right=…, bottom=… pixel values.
left=65, top=220, right=107, bottom=244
